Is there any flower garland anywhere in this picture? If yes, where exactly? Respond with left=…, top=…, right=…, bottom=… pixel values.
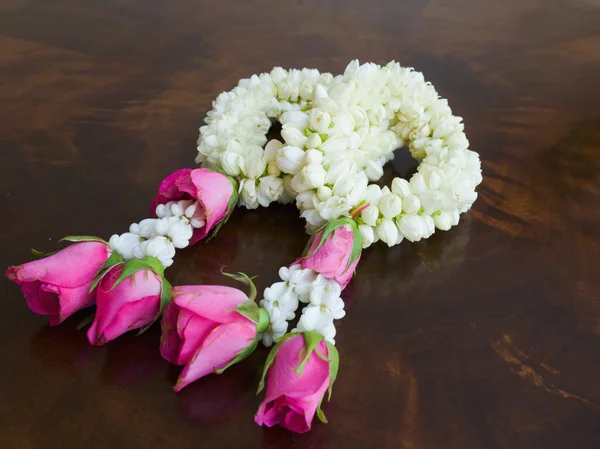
left=6, top=60, right=482, bottom=434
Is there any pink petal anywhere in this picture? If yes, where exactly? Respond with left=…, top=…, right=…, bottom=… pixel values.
left=150, top=168, right=195, bottom=214
left=160, top=301, right=182, bottom=364
left=7, top=242, right=110, bottom=288
left=189, top=169, right=234, bottom=242
left=174, top=320, right=256, bottom=392
left=101, top=294, right=160, bottom=343
left=177, top=312, right=218, bottom=366
left=173, top=285, right=249, bottom=324
left=21, top=280, right=60, bottom=322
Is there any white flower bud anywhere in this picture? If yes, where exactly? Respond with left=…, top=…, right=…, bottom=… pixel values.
left=241, top=179, right=259, bottom=209
left=397, top=214, right=426, bottom=242
left=359, top=224, right=375, bottom=248
left=280, top=110, right=309, bottom=129
left=317, top=185, right=332, bottom=201
left=276, top=146, right=305, bottom=174
left=433, top=211, right=452, bottom=231
left=332, top=175, right=354, bottom=198
left=308, top=109, right=331, bottom=134
left=364, top=184, right=383, bottom=206
left=243, top=152, right=266, bottom=179
left=305, top=149, right=324, bottom=165
left=364, top=160, right=384, bottom=181
left=109, top=233, right=142, bottom=260
left=281, top=126, right=308, bottom=148
left=170, top=202, right=185, bottom=217
left=184, top=202, right=198, bottom=219
left=166, top=218, right=193, bottom=249
left=391, top=178, right=413, bottom=197
left=422, top=214, right=436, bottom=238
left=325, top=158, right=355, bottom=184
left=257, top=176, right=284, bottom=207
left=141, top=236, right=176, bottom=268
left=402, top=194, right=421, bottom=214
left=137, top=218, right=157, bottom=238
left=376, top=219, right=399, bottom=246
left=410, top=173, right=428, bottom=194
left=129, top=223, right=140, bottom=234
left=220, top=151, right=245, bottom=177
left=300, top=163, right=326, bottom=189
left=264, top=139, right=283, bottom=162
left=318, top=196, right=351, bottom=220
left=421, top=166, right=443, bottom=190
left=360, top=204, right=379, bottom=226
left=290, top=173, right=311, bottom=193
left=266, top=160, right=281, bottom=176
left=301, top=208, right=325, bottom=227
left=296, top=191, right=318, bottom=210
left=304, top=133, right=323, bottom=150
left=378, top=194, right=403, bottom=219
left=155, top=203, right=168, bottom=218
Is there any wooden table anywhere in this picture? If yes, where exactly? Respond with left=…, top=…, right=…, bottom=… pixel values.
left=2, top=1, right=600, bottom=448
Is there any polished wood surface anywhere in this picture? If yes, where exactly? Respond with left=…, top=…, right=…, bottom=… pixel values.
left=2, top=0, right=600, bottom=448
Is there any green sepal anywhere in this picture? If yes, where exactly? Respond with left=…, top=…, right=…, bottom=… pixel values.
left=59, top=235, right=108, bottom=244
left=319, top=133, right=329, bottom=142
left=302, top=217, right=362, bottom=274
left=233, top=300, right=260, bottom=324
left=140, top=256, right=164, bottom=276
left=295, top=331, right=325, bottom=376
left=214, top=336, right=258, bottom=375
left=325, top=341, right=339, bottom=401
left=208, top=175, right=239, bottom=241
left=220, top=268, right=257, bottom=300
left=31, top=248, right=57, bottom=258
left=88, top=251, right=125, bottom=293
left=316, top=401, right=328, bottom=423
left=257, top=340, right=284, bottom=394
left=111, top=259, right=148, bottom=290
left=76, top=313, right=95, bottom=331
left=304, top=129, right=313, bottom=137
left=137, top=276, right=172, bottom=335
left=257, top=308, right=269, bottom=334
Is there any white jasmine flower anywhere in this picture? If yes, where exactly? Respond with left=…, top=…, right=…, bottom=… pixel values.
left=397, top=214, right=426, bottom=242
left=305, top=149, right=324, bottom=165
left=240, top=178, right=259, bottom=209
left=308, top=109, right=331, bottom=134
left=378, top=193, right=403, bottom=219
left=402, top=194, right=421, bottom=214
left=364, top=184, right=383, bottom=206
left=318, top=196, right=351, bottom=220
left=276, top=146, right=305, bottom=174
left=140, top=236, right=176, bottom=268
left=243, top=151, right=266, bottom=179
left=301, top=209, right=326, bottom=228
left=376, top=218, right=399, bottom=246
left=264, top=139, right=283, bottom=162
left=258, top=175, right=284, bottom=207
left=296, top=191, right=319, bottom=210
left=260, top=282, right=299, bottom=321
left=220, top=151, right=245, bottom=177
left=433, top=211, right=453, bottom=231
left=359, top=224, right=375, bottom=248
left=281, top=126, right=308, bottom=148
left=304, top=133, right=323, bottom=149
left=317, top=185, right=332, bottom=201
left=391, top=178, right=413, bottom=197
left=301, top=163, right=327, bottom=189
left=295, top=306, right=337, bottom=344
left=109, top=232, right=143, bottom=260
left=364, top=160, right=384, bottom=181
left=360, top=204, right=379, bottom=226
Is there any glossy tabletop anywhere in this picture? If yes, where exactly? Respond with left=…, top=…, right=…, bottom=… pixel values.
left=1, top=0, right=600, bottom=448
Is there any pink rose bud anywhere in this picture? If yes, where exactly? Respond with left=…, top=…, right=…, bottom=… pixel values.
left=6, top=242, right=111, bottom=325
left=151, top=168, right=237, bottom=244
left=297, top=220, right=362, bottom=289
left=255, top=332, right=339, bottom=433
left=87, top=265, right=162, bottom=345
left=160, top=284, right=268, bottom=392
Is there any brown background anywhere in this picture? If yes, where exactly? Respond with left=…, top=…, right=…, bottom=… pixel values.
left=1, top=0, right=600, bottom=448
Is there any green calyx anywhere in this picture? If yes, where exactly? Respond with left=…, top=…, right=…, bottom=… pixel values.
left=301, top=217, right=363, bottom=274
left=32, top=234, right=109, bottom=259
left=256, top=331, right=340, bottom=418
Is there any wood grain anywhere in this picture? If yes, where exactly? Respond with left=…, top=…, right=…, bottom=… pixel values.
left=1, top=0, right=600, bottom=448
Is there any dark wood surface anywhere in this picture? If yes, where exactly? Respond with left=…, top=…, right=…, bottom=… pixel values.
left=2, top=0, right=600, bottom=448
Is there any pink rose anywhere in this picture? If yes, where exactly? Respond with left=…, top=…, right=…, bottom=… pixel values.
left=255, top=332, right=338, bottom=433
left=6, top=242, right=111, bottom=325
left=160, top=285, right=266, bottom=392
left=297, top=224, right=361, bottom=289
left=87, top=266, right=162, bottom=345
left=151, top=168, right=236, bottom=244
